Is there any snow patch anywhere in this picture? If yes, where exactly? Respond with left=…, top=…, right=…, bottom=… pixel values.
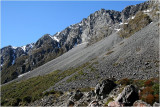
left=115, top=29, right=121, bottom=31
left=57, top=32, right=60, bottom=35
left=49, top=34, right=60, bottom=42
left=12, top=46, right=17, bottom=49
left=119, top=22, right=123, bottom=25
left=53, top=36, right=60, bottom=42
left=21, top=45, right=26, bottom=52
left=143, top=9, right=151, bottom=13
left=131, top=16, right=135, bottom=19
left=119, top=22, right=128, bottom=25
left=79, top=23, right=82, bottom=26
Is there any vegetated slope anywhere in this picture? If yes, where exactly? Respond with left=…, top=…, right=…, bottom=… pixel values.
left=1, top=0, right=157, bottom=84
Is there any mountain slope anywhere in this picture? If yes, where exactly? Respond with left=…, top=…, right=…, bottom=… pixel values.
left=1, top=0, right=159, bottom=84
left=1, top=0, right=159, bottom=106
left=1, top=19, right=159, bottom=107
left=7, top=20, right=158, bottom=89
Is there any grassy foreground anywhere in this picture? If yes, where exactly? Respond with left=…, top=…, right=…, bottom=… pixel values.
left=1, top=62, right=90, bottom=106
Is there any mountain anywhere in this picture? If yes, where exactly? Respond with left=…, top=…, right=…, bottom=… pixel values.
left=1, top=0, right=159, bottom=106
left=1, top=0, right=158, bottom=84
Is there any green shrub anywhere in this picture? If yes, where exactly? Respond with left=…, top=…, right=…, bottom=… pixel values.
left=23, top=96, right=32, bottom=103
left=152, top=83, right=159, bottom=95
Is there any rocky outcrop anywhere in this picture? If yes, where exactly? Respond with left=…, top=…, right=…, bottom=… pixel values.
left=26, top=78, right=159, bottom=107
left=95, top=79, right=117, bottom=99
left=116, top=85, right=139, bottom=106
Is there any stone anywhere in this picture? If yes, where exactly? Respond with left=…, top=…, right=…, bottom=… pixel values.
left=70, top=90, right=83, bottom=101
left=67, top=100, right=74, bottom=107
left=153, top=102, right=160, bottom=107
left=133, top=100, right=151, bottom=107
left=88, top=101, right=99, bottom=107
left=108, top=101, right=124, bottom=107
left=95, top=79, right=117, bottom=99
left=87, top=90, right=96, bottom=98
left=116, top=85, right=139, bottom=106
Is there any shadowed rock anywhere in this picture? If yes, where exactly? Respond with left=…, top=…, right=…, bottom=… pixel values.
left=95, top=79, right=117, bottom=99
left=116, top=85, right=139, bottom=106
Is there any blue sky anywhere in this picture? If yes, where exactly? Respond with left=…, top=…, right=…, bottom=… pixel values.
left=1, top=1, right=145, bottom=48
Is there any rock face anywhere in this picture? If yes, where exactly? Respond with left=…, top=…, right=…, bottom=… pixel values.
left=116, top=85, right=139, bottom=106
left=95, top=79, right=117, bottom=99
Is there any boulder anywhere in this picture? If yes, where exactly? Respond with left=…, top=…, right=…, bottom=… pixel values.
left=95, top=79, right=117, bottom=99
left=108, top=101, right=124, bottom=107
left=67, top=100, right=74, bottom=107
left=116, top=85, right=139, bottom=106
left=153, top=102, right=160, bottom=107
left=88, top=101, right=99, bottom=107
left=70, top=90, right=83, bottom=101
left=133, top=100, right=151, bottom=107
left=87, top=90, right=96, bottom=98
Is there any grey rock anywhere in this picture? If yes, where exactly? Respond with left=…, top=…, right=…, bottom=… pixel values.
left=153, top=102, right=160, bottom=107
left=133, top=100, right=151, bottom=107
left=116, top=85, right=139, bottom=106
left=70, top=90, right=83, bottom=101
left=95, top=79, right=116, bottom=99
left=67, top=100, right=74, bottom=107
left=88, top=101, right=100, bottom=107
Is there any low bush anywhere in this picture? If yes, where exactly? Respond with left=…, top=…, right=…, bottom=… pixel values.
left=117, top=78, right=133, bottom=86
left=144, top=80, right=153, bottom=87
left=23, top=96, right=32, bottom=103
left=139, top=78, right=159, bottom=105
